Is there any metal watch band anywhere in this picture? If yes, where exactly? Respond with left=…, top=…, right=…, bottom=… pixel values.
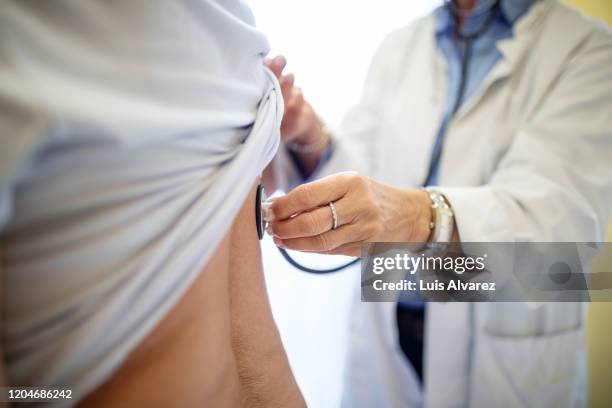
left=424, top=187, right=454, bottom=249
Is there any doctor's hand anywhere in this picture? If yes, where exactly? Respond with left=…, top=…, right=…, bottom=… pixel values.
left=264, top=55, right=321, bottom=145
left=265, top=172, right=433, bottom=257
left=262, top=55, right=330, bottom=190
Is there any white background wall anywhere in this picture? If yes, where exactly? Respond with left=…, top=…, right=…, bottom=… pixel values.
left=248, top=1, right=438, bottom=407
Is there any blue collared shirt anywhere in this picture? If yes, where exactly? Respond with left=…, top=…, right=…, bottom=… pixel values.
left=294, top=1, right=535, bottom=184
left=425, top=0, right=535, bottom=186
left=398, top=0, right=534, bottom=310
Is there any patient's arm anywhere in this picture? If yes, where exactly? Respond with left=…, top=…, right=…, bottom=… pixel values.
left=229, top=182, right=305, bottom=407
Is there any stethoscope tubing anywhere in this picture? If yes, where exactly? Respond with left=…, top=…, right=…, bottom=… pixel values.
left=265, top=0, right=500, bottom=274
left=277, top=247, right=360, bottom=274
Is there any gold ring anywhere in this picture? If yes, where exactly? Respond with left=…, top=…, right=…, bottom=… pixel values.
left=329, top=201, right=338, bottom=230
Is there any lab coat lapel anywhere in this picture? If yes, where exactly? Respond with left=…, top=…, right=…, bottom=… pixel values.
left=501, top=0, right=591, bottom=119
left=405, top=19, right=449, bottom=188
left=380, top=16, right=446, bottom=189
left=424, top=3, right=557, bottom=407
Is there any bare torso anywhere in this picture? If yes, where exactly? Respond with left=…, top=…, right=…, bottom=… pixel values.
left=81, top=181, right=304, bottom=407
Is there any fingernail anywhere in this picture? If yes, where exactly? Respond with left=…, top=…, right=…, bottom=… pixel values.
left=266, top=223, right=274, bottom=236
left=262, top=199, right=275, bottom=221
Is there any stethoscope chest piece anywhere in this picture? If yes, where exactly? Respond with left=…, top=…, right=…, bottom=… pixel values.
left=256, top=183, right=267, bottom=240
left=255, top=182, right=359, bottom=273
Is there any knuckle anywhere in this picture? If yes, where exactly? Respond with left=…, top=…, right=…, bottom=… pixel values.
left=344, top=171, right=360, bottom=186
left=296, top=184, right=314, bottom=208
left=350, top=174, right=369, bottom=193
left=301, top=212, right=319, bottom=235
left=359, top=196, right=377, bottom=217
left=310, top=212, right=325, bottom=234
left=317, top=233, right=331, bottom=251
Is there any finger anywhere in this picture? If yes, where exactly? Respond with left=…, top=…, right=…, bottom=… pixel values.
left=323, top=244, right=362, bottom=257
left=281, top=101, right=315, bottom=142
left=274, top=223, right=359, bottom=252
left=269, top=196, right=355, bottom=239
left=268, top=173, right=355, bottom=221
left=280, top=90, right=305, bottom=138
left=286, top=87, right=303, bottom=112
left=279, top=73, right=295, bottom=100
left=265, top=55, right=286, bottom=75
left=282, top=89, right=304, bottom=125
left=265, top=55, right=287, bottom=78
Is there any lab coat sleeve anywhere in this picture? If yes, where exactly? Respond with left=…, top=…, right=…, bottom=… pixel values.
left=438, top=30, right=612, bottom=243
left=270, top=32, right=399, bottom=191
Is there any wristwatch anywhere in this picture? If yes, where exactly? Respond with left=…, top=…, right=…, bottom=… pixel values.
left=424, top=187, right=454, bottom=251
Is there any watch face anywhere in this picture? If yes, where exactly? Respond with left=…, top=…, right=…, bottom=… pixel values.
left=255, top=183, right=265, bottom=240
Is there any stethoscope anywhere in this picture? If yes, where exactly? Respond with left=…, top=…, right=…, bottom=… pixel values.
left=424, top=0, right=500, bottom=183
left=256, top=184, right=361, bottom=273
left=257, top=0, right=500, bottom=274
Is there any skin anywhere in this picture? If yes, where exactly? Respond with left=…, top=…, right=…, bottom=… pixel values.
left=264, top=56, right=325, bottom=178
left=261, top=2, right=476, bottom=253
left=266, top=172, right=434, bottom=257
left=263, top=50, right=462, bottom=258
left=457, top=0, right=478, bottom=11
left=0, top=2, right=473, bottom=400
left=81, top=180, right=305, bottom=407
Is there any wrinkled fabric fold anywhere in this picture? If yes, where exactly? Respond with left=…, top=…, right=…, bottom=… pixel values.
left=0, top=1, right=280, bottom=403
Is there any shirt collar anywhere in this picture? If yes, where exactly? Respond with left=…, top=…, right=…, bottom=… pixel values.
left=501, top=0, right=535, bottom=24
left=435, top=0, right=536, bottom=35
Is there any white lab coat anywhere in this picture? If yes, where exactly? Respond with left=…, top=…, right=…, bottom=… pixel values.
left=272, top=0, right=612, bottom=407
